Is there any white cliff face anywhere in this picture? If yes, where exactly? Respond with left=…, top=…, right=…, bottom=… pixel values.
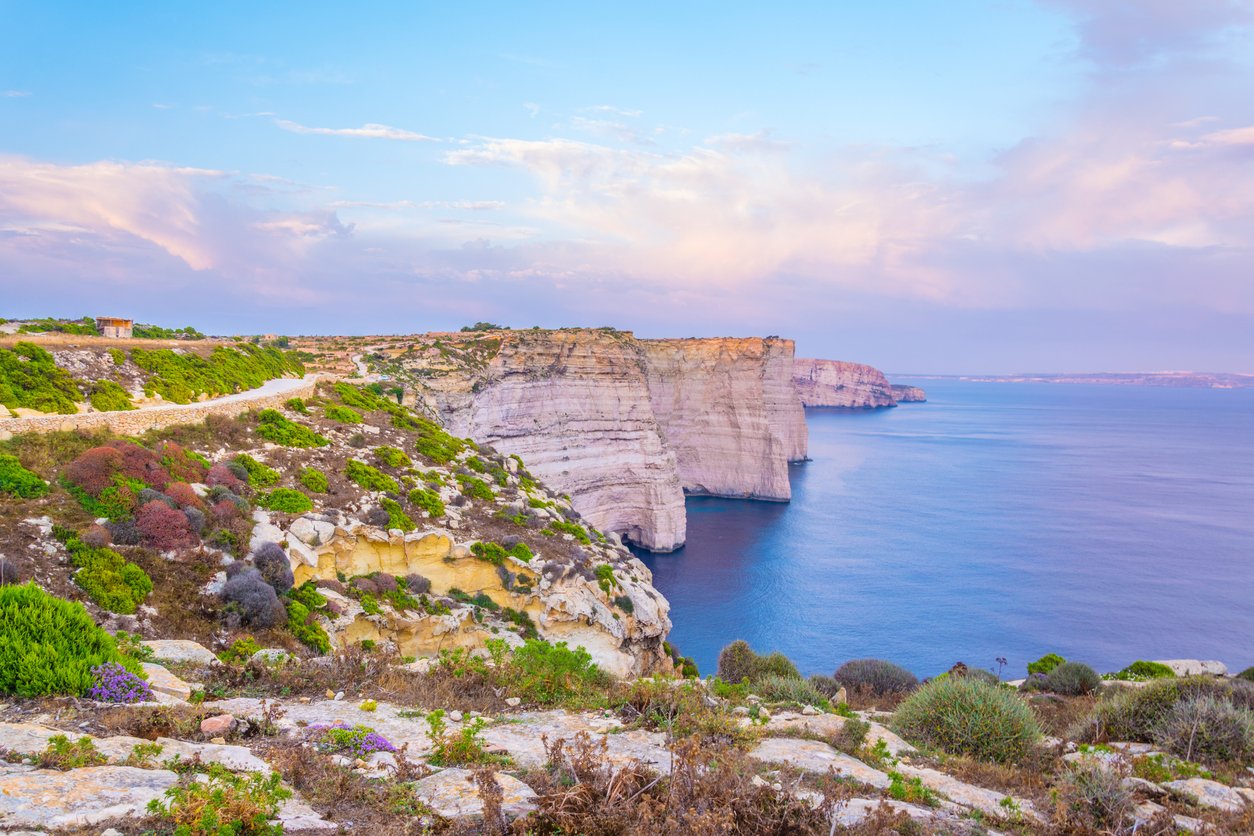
left=416, top=331, right=687, bottom=552
left=642, top=338, right=801, bottom=500
left=390, top=330, right=808, bottom=550
left=793, top=359, right=898, bottom=408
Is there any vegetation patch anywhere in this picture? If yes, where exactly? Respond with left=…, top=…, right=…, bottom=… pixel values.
left=148, top=762, right=291, bottom=836
left=0, top=342, right=83, bottom=414
left=55, top=525, right=153, bottom=613
left=324, top=403, right=364, bottom=424
left=84, top=379, right=135, bottom=412
left=0, top=583, right=143, bottom=696
left=233, top=454, right=279, bottom=487
left=407, top=486, right=444, bottom=518
left=255, top=408, right=328, bottom=448
left=132, top=344, right=302, bottom=404
left=346, top=459, right=399, bottom=493
left=374, top=445, right=411, bottom=468
left=256, top=488, right=314, bottom=514
left=0, top=453, right=48, bottom=498
left=892, top=676, right=1041, bottom=763
left=456, top=473, right=494, bottom=501
left=298, top=466, right=328, bottom=493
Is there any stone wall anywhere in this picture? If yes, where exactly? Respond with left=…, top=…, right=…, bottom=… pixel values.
left=0, top=377, right=318, bottom=440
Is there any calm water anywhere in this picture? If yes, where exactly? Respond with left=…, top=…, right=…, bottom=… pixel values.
left=638, top=380, right=1254, bottom=679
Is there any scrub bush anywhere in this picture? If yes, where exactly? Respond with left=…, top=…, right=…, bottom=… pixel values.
left=285, top=599, right=330, bottom=653
left=379, top=497, right=415, bottom=532
left=252, top=542, right=294, bottom=594
left=755, top=673, right=828, bottom=707
left=206, top=462, right=244, bottom=491
left=346, top=459, right=398, bottom=493
left=0, top=583, right=142, bottom=696
left=0, top=453, right=48, bottom=498
left=147, top=762, right=290, bottom=836
left=298, top=467, right=328, bottom=493
left=164, top=481, right=203, bottom=509
left=1115, top=660, right=1176, bottom=681
left=1153, top=694, right=1253, bottom=765
left=407, top=486, right=444, bottom=518
left=256, top=487, right=313, bottom=514
left=324, top=404, right=363, bottom=424
left=55, top=526, right=153, bottom=613
left=132, top=343, right=302, bottom=403
left=892, top=676, right=1042, bottom=763
left=233, top=454, right=279, bottom=487
left=375, top=445, right=412, bottom=468
left=1052, top=763, right=1134, bottom=832
left=1035, top=661, right=1101, bottom=696
left=85, top=380, right=134, bottom=412
left=1028, top=653, right=1066, bottom=676
left=0, top=342, right=82, bottom=414
left=716, top=640, right=801, bottom=685
left=222, top=568, right=286, bottom=627
left=256, top=409, right=328, bottom=448
left=135, top=500, right=199, bottom=550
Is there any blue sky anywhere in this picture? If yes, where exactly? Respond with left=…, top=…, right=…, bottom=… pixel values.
left=1, top=1, right=1252, bottom=373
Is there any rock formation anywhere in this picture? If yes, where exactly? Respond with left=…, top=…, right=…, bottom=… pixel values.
left=389, top=330, right=807, bottom=551
left=794, top=359, right=926, bottom=408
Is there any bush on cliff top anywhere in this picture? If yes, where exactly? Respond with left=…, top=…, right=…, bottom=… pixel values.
left=0, top=453, right=48, bottom=498
left=0, top=582, right=143, bottom=697
left=892, top=676, right=1042, bottom=763
left=256, top=409, right=328, bottom=448
left=1028, top=653, right=1066, bottom=676
left=833, top=658, right=919, bottom=696
left=716, top=640, right=801, bottom=686
left=1113, top=660, right=1176, bottom=681
left=0, top=342, right=82, bottom=414
left=131, top=343, right=302, bottom=404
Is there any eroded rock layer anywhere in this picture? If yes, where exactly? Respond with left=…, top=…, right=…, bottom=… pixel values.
left=383, top=330, right=807, bottom=550
left=794, top=358, right=922, bottom=408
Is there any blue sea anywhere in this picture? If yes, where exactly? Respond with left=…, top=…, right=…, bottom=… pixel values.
left=638, top=380, right=1254, bottom=680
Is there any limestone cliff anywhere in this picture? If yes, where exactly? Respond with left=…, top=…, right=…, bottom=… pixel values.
left=891, top=384, right=927, bottom=403
left=793, top=359, right=925, bottom=408
left=368, top=330, right=806, bottom=550
left=643, top=338, right=804, bottom=500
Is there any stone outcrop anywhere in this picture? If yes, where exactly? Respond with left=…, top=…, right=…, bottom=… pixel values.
left=890, top=384, right=927, bottom=403
left=643, top=338, right=806, bottom=500
left=793, top=359, right=926, bottom=408
left=278, top=515, right=671, bottom=678
left=390, top=330, right=807, bottom=550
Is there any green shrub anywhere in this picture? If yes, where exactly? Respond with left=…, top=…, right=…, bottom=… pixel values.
left=1114, top=660, right=1176, bottom=681
left=892, top=676, right=1042, bottom=763
left=285, top=599, right=330, bottom=654
left=379, top=498, right=415, bottom=532
left=470, top=541, right=508, bottom=565
left=1239, top=667, right=1254, bottom=684
left=132, top=343, right=302, bottom=404
left=325, top=404, right=363, bottom=424
left=131, top=323, right=205, bottom=340
left=108, top=348, right=127, bottom=365
left=0, top=342, right=82, bottom=414
left=1153, top=694, right=1253, bottom=765
left=1039, top=661, right=1101, bottom=696
left=38, top=734, right=107, bottom=769
left=426, top=709, right=507, bottom=766
left=55, top=526, right=152, bottom=613
left=255, top=409, right=328, bottom=448
left=547, top=519, right=590, bottom=544
left=755, top=673, right=827, bottom=707
left=498, top=639, right=610, bottom=706
left=147, top=762, right=290, bottom=835
left=233, top=454, right=279, bottom=487
left=715, top=640, right=802, bottom=685
left=256, top=488, right=313, bottom=514
left=594, top=563, right=616, bottom=594
left=298, top=467, right=328, bottom=494
left=346, top=460, right=399, bottom=493
left=0, top=453, right=48, bottom=498
left=410, top=419, right=467, bottom=464
left=1052, top=763, right=1134, bottom=832
left=456, top=473, right=494, bottom=501
left=1028, top=653, right=1066, bottom=676
left=17, top=316, right=98, bottom=336
left=375, top=445, right=412, bottom=468
left=407, top=487, right=444, bottom=518
left=508, top=542, right=533, bottom=562
left=0, top=583, right=142, bottom=696
left=833, top=658, right=919, bottom=696
left=85, top=380, right=135, bottom=412
left=284, top=397, right=309, bottom=414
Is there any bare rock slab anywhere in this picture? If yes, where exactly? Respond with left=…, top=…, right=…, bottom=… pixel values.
left=1164, top=777, right=1249, bottom=812
left=895, top=764, right=1043, bottom=824
left=412, top=768, right=537, bottom=821
left=0, top=763, right=177, bottom=829
left=141, top=639, right=219, bottom=667
left=750, top=737, right=890, bottom=789
left=141, top=662, right=193, bottom=701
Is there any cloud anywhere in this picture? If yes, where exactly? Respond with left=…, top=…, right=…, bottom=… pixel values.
left=274, top=119, right=437, bottom=142
left=2, top=90, right=30, bottom=98
left=583, top=105, right=642, bottom=118
left=1041, top=0, right=1254, bottom=68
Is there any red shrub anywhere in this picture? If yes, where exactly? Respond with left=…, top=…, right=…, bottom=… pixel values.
left=62, top=447, right=125, bottom=495
left=165, top=481, right=204, bottom=510
left=155, top=441, right=208, bottom=484
left=80, top=524, right=112, bottom=548
left=212, top=499, right=241, bottom=521
left=104, top=440, right=172, bottom=489
left=206, top=463, right=243, bottom=491
left=135, top=500, right=198, bottom=551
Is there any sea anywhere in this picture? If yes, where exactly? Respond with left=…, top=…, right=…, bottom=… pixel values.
left=637, top=379, right=1254, bottom=680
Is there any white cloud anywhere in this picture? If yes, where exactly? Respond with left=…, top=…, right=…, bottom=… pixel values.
left=274, top=119, right=437, bottom=142
left=2, top=90, right=31, bottom=98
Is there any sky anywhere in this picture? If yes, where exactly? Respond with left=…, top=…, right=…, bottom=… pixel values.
left=1, top=1, right=1252, bottom=374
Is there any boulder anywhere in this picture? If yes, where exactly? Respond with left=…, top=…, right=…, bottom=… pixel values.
left=140, top=663, right=192, bottom=701
left=199, top=714, right=236, bottom=737
left=412, top=768, right=537, bottom=821
left=0, top=763, right=177, bottom=829
left=1163, top=778, right=1249, bottom=812
left=1153, top=660, right=1228, bottom=677
left=141, top=639, right=219, bottom=667
left=749, top=738, right=890, bottom=789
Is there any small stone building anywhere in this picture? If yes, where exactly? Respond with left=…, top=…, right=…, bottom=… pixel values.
left=95, top=317, right=133, bottom=339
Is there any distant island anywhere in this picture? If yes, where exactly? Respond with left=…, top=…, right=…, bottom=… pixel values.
left=911, top=371, right=1254, bottom=389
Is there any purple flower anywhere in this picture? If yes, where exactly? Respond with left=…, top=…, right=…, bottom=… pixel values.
left=310, top=723, right=395, bottom=757
left=87, top=662, right=153, bottom=704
